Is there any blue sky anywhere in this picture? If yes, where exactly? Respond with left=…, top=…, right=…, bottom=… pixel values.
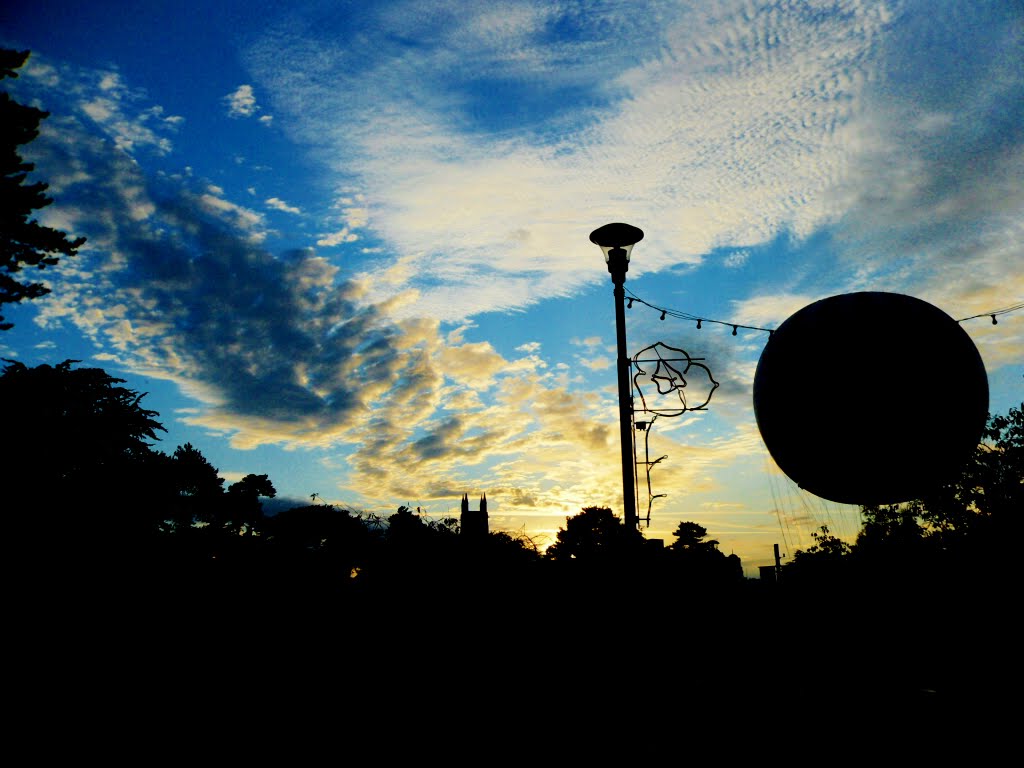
left=2, top=0, right=1021, bottom=575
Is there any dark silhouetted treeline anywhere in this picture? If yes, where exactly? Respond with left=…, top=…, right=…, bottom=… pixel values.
left=4, top=358, right=1020, bottom=713
left=1, top=359, right=747, bottom=607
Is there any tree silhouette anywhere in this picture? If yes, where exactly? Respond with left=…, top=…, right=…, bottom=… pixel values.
left=745, top=404, right=1006, bottom=590
left=668, top=521, right=719, bottom=552
left=780, top=524, right=852, bottom=586
left=1, top=359, right=168, bottom=608
left=919, top=404, right=1022, bottom=545
left=664, top=520, right=742, bottom=587
left=1, top=49, right=85, bottom=330
left=229, top=473, right=276, bottom=499
left=545, top=506, right=642, bottom=562
left=486, top=529, right=541, bottom=562
left=848, top=405, right=1024, bottom=587
left=384, top=504, right=430, bottom=543
left=259, top=503, right=377, bottom=600
left=226, top=473, right=276, bottom=536
left=854, top=502, right=926, bottom=560
left=0, top=358, right=165, bottom=515
left=167, top=442, right=225, bottom=531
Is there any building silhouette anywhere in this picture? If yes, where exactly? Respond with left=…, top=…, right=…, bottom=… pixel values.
left=460, top=493, right=488, bottom=538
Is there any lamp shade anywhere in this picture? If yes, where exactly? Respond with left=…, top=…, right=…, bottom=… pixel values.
left=590, top=223, right=644, bottom=263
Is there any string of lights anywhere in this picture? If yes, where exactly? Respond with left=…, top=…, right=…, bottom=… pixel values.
left=956, top=302, right=1024, bottom=325
left=624, top=289, right=1024, bottom=333
left=623, top=288, right=775, bottom=336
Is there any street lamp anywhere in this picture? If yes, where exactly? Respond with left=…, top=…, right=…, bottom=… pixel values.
left=590, top=222, right=644, bottom=531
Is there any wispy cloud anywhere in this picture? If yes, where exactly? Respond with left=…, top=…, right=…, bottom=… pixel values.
left=224, top=84, right=259, bottom=118
left=244, top=1, right=892, bottom=320
left=19, top=57, right=183, bottom=157
left=238, top=0, right=1024, bottom=358
left=197, top=191, right=268, bottom=242
left=724, top=250, right=750, bottom=269
left=579, top=356, right=612, bottom=371
left=265, top=196, right=302, bottom=215
left=316, top=228, right=357, bottom=247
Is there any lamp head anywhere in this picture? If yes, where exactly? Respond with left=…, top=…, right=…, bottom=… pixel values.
left=590, top=222, right=644, bottom=264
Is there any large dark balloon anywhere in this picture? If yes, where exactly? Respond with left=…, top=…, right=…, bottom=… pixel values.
left=753, top=292, right=988, bottom=505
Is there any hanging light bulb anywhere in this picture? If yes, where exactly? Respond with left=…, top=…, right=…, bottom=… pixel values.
left=732, top=325, right=738, bottom=336
left=992, top=315, right=998, bottom=325
left=660, top=310, right=666, bottom=320
left=696, top=319, right=702, bottom=329
left=627, top=298, right=634, bottom=308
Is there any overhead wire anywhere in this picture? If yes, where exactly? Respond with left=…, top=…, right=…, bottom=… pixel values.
left=767, top=459, right=794, bottom=559
left=955, top=302, right=1024, bottom=324
left=624, top=289, right=1023, bottom=335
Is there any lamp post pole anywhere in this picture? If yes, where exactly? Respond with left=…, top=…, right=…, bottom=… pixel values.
left=590, top=223, right=644, bottom=532
left=610, top=249, right=638, bottom=531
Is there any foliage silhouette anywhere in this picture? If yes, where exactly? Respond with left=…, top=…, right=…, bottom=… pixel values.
left=0, top=358, right=165, bottom=520
left=772, top=409, right=1023, bottom=703
left=666, top=520, right=744, bottom=586
left=1, top=50, right=86, bottom=330
left=226, top=473, right=276, bottom=536
left=165, top=442, right=226, bottom=532
left=669, top=520, right=718, bottom=551
left=545, top=506, right=643, bottom=562
left=782, top=405, right=1023, bottom=586
left=780, top=524, right=852, bottom=585
left=917, top=403, right=1022, bottom=550
left=256, top=503, right=377, bottom=604
left=3, top=353, right=1017, bottom=710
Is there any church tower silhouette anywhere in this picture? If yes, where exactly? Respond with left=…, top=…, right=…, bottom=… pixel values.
left=460, top=493, right=488, bottom=538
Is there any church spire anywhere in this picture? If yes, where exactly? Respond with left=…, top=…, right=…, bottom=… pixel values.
left=459, top=491, right=489, bottom=538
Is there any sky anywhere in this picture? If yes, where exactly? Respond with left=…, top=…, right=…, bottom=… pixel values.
left=2, top=0, right=1021, bottom=576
